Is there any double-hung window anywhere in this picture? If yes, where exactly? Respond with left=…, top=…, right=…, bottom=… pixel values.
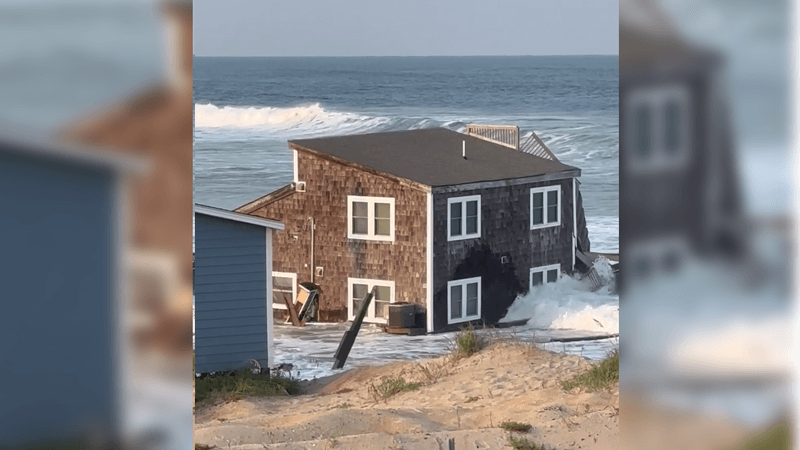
left=530, top=264, right=561, bottom=289
left=447, top=277, right=481, bottom=324
left=347, top=196, right=395, bottom=242
left=530, top=186, right=560, bottom=229
left=347, top=278, right=395, bottom=322
left=272, top=272, right=297, bottom=310
left=448, top=195, right=481, bottom=241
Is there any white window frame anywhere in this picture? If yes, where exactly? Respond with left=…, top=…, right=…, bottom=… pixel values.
left=347, top=277, right=396, bottom=323
left=530, top=186, right=561, bottom=229
left=347, top=195, right=395, bottom=242
left=625, top=84, right=692, bottom=173
left=271, top=272, right=297, bottom=310
left=447, top=276, right=481, bottom=324
left=447, top=195, right=481, bottom=241
left=529, top=264, right=561, bottom=290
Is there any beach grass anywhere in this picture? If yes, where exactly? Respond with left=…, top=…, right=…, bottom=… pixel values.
left=453, top=324, right=487, bottom=358
left=507, top=435, right=544, bottom=450
left=734, top=420, right=790, bottom=450
left=500, top=421, right=533, bottom=433
left=195, top=370, right=301, bottom=405
left=369, top=377, right=421, bottom=400
left=561, top=350, right=619, bottom=392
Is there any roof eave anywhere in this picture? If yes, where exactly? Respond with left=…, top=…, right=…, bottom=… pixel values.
left=195, top=203, right=285, bottom=230
left=430, top=169, right=581, bottom=194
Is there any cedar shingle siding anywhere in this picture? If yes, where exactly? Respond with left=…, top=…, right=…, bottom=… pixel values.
left=432, top=178, right=575, bottom=331
left=252, top=151, right=428, bottom=321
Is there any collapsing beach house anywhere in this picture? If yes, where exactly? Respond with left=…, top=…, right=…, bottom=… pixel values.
left=620, top=0, right=746, bottom=288
left=237, top=126, right=594, bottom=333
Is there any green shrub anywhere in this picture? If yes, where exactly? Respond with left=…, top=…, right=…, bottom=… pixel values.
left=561, top=350, right=619, bottom=392
left=195, top=370, right=300, bottom=405
left=507, top=436, right=543, bottom=450
left=500, top=421, right=532, bottom=433
left=453, top=324, right=486, bottom=358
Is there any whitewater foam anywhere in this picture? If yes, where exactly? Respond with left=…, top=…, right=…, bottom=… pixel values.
left=502, top=259, right=619, bottom=334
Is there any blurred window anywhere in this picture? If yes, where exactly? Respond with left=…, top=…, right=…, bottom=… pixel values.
left=626, top=85, right=691, bottom=172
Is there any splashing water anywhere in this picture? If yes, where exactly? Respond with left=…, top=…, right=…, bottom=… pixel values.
left=502, top=258, right=619, bottom=334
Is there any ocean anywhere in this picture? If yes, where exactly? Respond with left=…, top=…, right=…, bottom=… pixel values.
left=193, top=55, right=620, bottom=252
left=193, top=55, right=621, bottom=377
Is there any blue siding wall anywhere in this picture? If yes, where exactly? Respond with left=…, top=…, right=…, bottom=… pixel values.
left=0, top=150, right=115, bottom=446
left=194, top=213, right=268, bottom=374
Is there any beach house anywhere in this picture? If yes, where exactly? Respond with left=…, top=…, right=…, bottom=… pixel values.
left=620, top=0, right=745, bottom=287
left=236, top=126, right=591, bottom=333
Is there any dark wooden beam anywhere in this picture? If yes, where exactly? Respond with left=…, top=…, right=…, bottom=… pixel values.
left=332, top=286, right=375, bottom=370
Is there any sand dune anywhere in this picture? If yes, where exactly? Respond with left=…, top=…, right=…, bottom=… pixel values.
left=194, top=343, right=619, bottom=449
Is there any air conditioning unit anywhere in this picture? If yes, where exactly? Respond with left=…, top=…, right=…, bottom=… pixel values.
left=295, top=181, right=306, bottom=193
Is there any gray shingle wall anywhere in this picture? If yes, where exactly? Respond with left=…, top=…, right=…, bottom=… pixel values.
left=432, top=178, right=575, bottom=331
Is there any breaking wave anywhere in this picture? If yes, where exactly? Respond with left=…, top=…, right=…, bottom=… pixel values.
left=502, top=258, right=619, bottom=334
left=194, top=103, right=465, bottom=139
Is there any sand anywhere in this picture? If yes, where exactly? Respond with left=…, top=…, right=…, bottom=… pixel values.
left=194, top=342, right=619, bottom=449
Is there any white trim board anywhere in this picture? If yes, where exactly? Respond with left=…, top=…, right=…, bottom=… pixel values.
left=265, top=228, right=274, bottom=368
left=426, top=192, right=434, bottom=333
left=195, top=203, right=284, bottom=230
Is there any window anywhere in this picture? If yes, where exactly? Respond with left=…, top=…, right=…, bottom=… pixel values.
left=447, top=277, right=481, bottom=324
left=447, top=195, right=481, bottom=241
left=626, top=84, right=691, bottom=172
left=530, top=186, right=560, bottom=229
left=272, top=272, right=297, bottom=310
left=347, top=196, right=395, bottom=242
left=530, top=264, right=561, bottom=290
left=347, top=278, right=395, bottom=323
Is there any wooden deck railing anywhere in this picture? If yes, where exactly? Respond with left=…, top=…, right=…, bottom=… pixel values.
left=466, top=124, right=519, bottom=149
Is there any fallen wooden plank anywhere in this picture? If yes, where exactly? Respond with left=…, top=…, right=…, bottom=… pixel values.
left=332, top=286, right=375, bottom=370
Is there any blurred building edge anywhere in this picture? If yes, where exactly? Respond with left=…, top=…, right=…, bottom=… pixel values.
left=56, top=0, right=193, bottom=357
left=0, top=131, right=147, bottom=448
left=620, top=0, right=748, bottom=290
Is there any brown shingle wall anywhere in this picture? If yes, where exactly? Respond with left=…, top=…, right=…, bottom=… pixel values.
left=250, top=151, right=428, bottom=321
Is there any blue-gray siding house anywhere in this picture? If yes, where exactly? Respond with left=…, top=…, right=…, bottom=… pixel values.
left=194, top=204, right=284, bottom=374
left=0, top=132, right=145, bottom=448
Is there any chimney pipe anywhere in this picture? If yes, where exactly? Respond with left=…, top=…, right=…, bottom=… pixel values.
left=462, top=140, right=466, bottom=159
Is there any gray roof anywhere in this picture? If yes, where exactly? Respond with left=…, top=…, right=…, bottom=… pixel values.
left=289, top=128, right=579, bottom=187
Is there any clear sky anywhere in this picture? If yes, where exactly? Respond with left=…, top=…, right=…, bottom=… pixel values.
left=194, top=0, right=619, bottom=57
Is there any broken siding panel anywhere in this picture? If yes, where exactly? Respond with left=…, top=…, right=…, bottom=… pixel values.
left=432, top=178, right=575, bottom=332
left=250, top=150, right=427, bottom=321
left=194, top=213, right=268, bottom=374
